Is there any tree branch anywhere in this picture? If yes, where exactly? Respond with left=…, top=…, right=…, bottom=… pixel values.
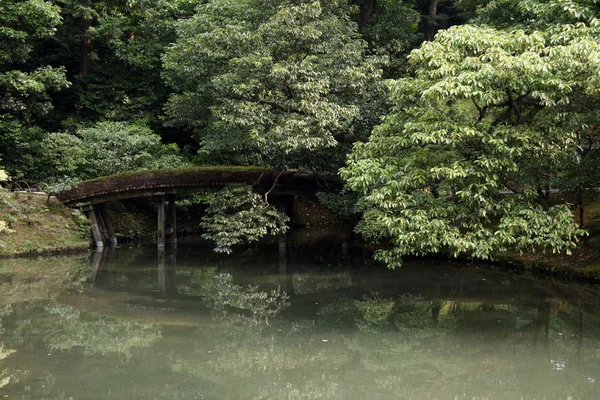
left=472, top=99, right=488, bottom=122
left=265, top=169, right=285, bottom=203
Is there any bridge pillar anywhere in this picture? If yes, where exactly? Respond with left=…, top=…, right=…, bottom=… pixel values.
left=157, top=196, right=166, bottom=249
left=97, top=204, right=117, bottom=246
left=166, top=194, right=177, bottom=244
left=84, top=207, right=104, bottom=249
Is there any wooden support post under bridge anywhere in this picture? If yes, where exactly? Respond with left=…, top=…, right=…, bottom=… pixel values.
left=83, top=204, right=117, bottom=248
left=166, top=194, right=177, bottom=245
left=97, top=203, right=117, bottom=246
left=85, top=207, right=104, bottom=249
left=157, top=195, right=166, bottom=249
left=157, top=194, right=176, bottom=249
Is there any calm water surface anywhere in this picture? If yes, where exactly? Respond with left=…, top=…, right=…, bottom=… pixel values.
left=2, top=235, right=600, bottom=399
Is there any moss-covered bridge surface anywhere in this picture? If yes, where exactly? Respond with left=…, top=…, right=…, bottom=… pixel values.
left=57, top=166, right=340, bottom=207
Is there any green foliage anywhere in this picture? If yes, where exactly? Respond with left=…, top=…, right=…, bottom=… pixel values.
left=163, top=0, right=385, bottom=166
left=200, top=185, right=289, bottom=253
left=0, top=221, right=13, bottom=234
left=41, top=177, right=80, bottom=200
left=476, top=0, right=600, bottom=29
left=0, top=0, right=62, bottom=64
left=342, top=18, right=598, bottom=267
left=317, top=190, right=360, bottom=218
left=358, top=0, right=421, bottom=77
left=40, top=132, right=85, bottom=177
left=41, top=121, right=190, bottom=180
left=0, top=0, right=70, bottom=180
left=43, top=0, right=195, bottom=127
left=76, top=121, right=189, bottom=178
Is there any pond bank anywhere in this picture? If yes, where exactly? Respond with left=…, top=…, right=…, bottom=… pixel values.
left=2, top=188, right=599, bottom=286
left=0, top=189, right=90, bottom=257
left=502, top=237, right=600, bottom=283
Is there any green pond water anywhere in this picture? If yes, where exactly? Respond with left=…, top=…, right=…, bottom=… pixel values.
left=2, top=234, right=600, bottom=399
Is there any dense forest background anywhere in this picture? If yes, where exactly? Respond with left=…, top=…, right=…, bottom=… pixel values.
left=1, top=0, right=599, bottom=266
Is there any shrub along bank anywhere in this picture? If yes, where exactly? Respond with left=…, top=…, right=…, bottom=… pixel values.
left=505, top=199, right=600, bottom=282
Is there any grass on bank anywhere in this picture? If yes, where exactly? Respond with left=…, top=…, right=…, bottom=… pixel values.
left=0, top=189, right=90, bottom=256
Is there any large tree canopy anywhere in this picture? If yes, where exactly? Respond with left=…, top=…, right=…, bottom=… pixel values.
left=342, top=14, right=599, bottom=267
left=0, top=0, right=70, bottom=179
left=163, top=0, right=386, bottom=167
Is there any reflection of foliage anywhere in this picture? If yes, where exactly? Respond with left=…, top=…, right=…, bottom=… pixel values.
left=42, top=305, right=161, bottom=357
left=317, top=297, right=356, bottom=324
left=292, top=271, right=352, bottom=295
left=0, top=256, right=91, bottom=306
left=394, top=294, right=438, bottom=332
left=203, top=273, right=290, bottom=325
left=355, top=294, right=395, bottom=330
left=176, top=267, right=218, bottom=296
left=173, top=318, right=352, bottom=397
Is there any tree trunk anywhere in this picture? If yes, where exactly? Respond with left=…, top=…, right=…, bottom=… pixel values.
left=425, top=0, right=438, bottom=41
left=358, top=0, right=377, bottom=30
left=80, top=0, right=92, bottom=74
left=578, top=192, right=585, bottom=228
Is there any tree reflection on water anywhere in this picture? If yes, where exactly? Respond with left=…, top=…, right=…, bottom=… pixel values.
left=1, top=246, right=600, bottom=399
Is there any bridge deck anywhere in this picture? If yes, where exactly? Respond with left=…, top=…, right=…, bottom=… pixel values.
left=57, top=166, right=340, bottom=206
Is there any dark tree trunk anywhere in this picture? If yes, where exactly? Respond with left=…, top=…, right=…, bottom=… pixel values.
left=80, top=0, right=92, bottom=74
left=578, top=192, right=585, bottom=228
left=425, top=0, right=438, bottom=41
left=358, top=0, right=377, bottom=30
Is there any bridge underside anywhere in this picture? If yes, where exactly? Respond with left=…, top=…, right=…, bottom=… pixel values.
left=57, top=166, right=341, bottom=249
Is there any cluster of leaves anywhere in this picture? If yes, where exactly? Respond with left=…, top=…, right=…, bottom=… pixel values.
left=0, top=0, right=70, bottom=180
left=41, top=120, right=190, bottom=181
left=200, top=185, right=289, bottom=254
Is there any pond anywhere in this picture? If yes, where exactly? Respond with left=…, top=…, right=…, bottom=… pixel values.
left=1, top=233, right=600, bottom=399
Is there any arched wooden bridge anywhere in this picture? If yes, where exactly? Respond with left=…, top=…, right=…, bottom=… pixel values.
left=57, top=166, right=341, bottom=249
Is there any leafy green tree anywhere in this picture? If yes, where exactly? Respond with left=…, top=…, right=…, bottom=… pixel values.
left=163, top=0, right=385, bottom=167
left=342, top=17, right=598, bottom=267
left=25, top=0, right=195, bottom=137
left=200, top=185, right=289, bottom=253
left=0, top=0, right=70, bottom=180
left=476, top=0, right=599, bottom=28
left=357, top=0, right=421, bottom=78
left=75, top=121, right=189, bottom=178
left=550, top=97, right=600, bottom=228
left=40, top=121, right=190, bottom=181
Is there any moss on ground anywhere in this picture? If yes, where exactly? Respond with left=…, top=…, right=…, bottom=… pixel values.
left=0, top=190, right=90, bottom=256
